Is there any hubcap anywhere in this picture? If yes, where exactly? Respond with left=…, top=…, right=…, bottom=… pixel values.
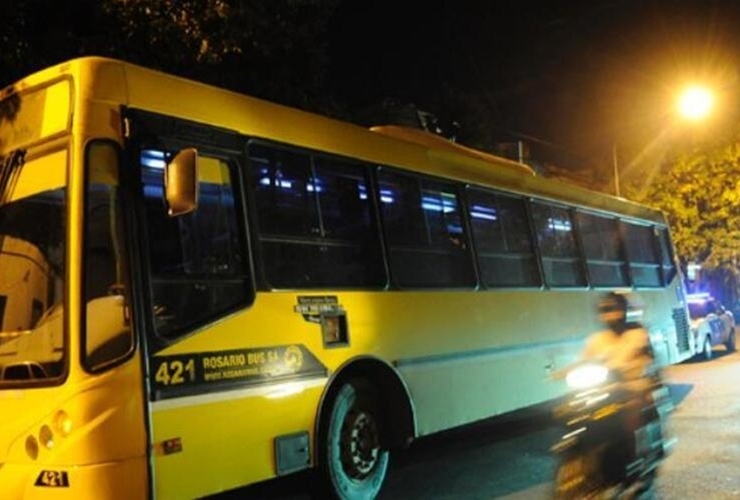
left=340, top=408, right=380, bottom=479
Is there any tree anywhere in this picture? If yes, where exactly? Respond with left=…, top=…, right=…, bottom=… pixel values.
left=633, top=130, right=740, bottom=305
left=0, top=0, right=341, bottom=114
left=105, top=0, right=341, bottom=112
left=0, top=0, right=108, bottom=82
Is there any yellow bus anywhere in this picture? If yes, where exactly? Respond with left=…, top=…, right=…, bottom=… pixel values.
left=0, top=57, right=693, bottom=499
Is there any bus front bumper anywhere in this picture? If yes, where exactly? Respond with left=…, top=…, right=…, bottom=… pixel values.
left=0, top=457, right=148, bottom=499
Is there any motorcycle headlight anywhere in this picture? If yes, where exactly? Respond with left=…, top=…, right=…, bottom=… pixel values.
left=565, top=363, right=609, bottom=390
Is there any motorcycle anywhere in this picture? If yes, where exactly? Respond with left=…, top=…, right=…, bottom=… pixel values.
left=551, top=361, right=674, bottom=499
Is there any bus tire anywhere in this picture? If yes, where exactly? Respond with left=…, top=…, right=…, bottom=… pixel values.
left=318, top=379, right=389, bottom=500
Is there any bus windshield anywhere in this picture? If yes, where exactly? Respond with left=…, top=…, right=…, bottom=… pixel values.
left=0, top=147, right=66, bottom=383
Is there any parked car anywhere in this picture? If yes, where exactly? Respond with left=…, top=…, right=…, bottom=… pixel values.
left=687, top=293, right=736, bottom=360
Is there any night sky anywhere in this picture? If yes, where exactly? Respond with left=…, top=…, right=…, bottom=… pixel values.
left=326, top=0, right=740, bottom=175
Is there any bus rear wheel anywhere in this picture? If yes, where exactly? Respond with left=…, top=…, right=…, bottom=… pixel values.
left=318, top=379, right=389, bottom=500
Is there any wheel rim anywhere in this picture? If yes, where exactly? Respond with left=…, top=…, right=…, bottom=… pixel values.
left=705, top=338, right=712, bottom=358
left=340, top=407, right=381, bottom=480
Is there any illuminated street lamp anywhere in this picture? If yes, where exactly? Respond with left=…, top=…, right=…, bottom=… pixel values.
left=612, top=84, right=715, bottom=197
left=677, top=85, right=714, bottom=121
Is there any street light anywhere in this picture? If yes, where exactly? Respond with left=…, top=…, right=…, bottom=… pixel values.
left=677, top=85, right=714, bottom=121
left=612, top=84, right=715, bottom=197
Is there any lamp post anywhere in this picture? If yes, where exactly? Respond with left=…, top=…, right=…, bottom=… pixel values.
left=612, top=143, right=620, bottom=197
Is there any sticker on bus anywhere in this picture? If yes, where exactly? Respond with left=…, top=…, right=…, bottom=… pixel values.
left=294, top=295, right=344, bottom=323
left=150, top=344, right=328, bottom=400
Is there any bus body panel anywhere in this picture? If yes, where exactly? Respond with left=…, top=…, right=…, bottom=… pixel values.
left=149, top=382, right=324, bottom=499
left=146, top=279, right=689, bottom=466
left=0, top=356, right=148, bottom=499
left=1, top=459, right=147, bottom=500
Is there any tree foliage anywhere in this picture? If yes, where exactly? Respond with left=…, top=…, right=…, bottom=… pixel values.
left=0, top=0, right=340, bottom=113
left=633, top=130, right=740, bottom=302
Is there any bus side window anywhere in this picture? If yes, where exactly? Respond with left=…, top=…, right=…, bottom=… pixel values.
left=620, top=221, right=662, bottom=287
left=575, top=212, right=628, bottom=287
left=378, top=169, right=476, bottom=289
left=531, top=202, right=586, bottom=288
left=466, top=188, right=540, bottom=288
left=249, top=143, right=385, bottom=289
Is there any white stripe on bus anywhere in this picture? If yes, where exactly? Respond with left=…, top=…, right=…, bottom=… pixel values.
left=151, top=376, right=328, bottom=411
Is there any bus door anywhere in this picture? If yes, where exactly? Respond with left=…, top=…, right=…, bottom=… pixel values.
left=124, top=110, right=255, bottom=499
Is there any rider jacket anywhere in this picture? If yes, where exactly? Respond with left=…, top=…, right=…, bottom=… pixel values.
left=582, top=323, right=655, bottom=393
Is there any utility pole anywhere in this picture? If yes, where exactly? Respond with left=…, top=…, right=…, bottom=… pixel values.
left=612, top=143, right=620, bottom=197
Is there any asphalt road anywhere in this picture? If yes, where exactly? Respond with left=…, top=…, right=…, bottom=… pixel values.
left=217, top=348, right=740, bottom=499
left=654, top=350, right=740, bottom=499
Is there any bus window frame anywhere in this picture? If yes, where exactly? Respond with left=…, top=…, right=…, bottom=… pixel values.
left=375, top=165, right=478, bottom=290
left=574, top=209, right=630, bottom=289
left=246, top=139, right=388, bottom=291
left=529, top=199, right=588, bottom=289
left=0, top=141, right=71, bottom=388
left=618, top=219, right=665, bottom=289
left=125, top=109, right=255, bottom=345
left=81, top=138, right=136, bottom=374
left=464, top=186, right=542, bottom=290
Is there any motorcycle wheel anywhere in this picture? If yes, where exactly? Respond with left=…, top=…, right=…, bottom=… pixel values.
left=633, top=469, right=657, bottom=497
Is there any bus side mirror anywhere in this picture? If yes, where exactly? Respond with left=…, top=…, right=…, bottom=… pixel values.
left=165, top=148, right=199, bottom=217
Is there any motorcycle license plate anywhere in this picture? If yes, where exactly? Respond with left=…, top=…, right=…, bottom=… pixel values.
left=556, top=457, right=586, bottom=494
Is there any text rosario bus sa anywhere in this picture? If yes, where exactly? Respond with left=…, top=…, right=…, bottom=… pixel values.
left=0, top=57, right=693, bottom=499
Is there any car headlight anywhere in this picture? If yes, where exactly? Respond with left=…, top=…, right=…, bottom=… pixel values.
left=565, top=363, right=609, bottom=390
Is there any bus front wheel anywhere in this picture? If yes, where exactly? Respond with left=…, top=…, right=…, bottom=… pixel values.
left=318, top=379, right=389, bottom=500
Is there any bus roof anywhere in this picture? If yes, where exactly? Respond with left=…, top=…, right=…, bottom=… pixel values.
left=6, top=56, right=666, bottom=224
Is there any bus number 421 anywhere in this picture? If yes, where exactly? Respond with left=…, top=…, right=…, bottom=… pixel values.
left=35, top=470, right=70, bottom=488
left=155, top=359, right=196, bottom=386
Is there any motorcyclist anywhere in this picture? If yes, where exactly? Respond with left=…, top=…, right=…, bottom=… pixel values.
left=582, top=292, right=656, bottom=392
left=581, top=292, right=662, bottom=477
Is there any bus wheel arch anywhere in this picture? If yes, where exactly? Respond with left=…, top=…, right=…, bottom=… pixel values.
left=315, top=357, right=415, bottom=499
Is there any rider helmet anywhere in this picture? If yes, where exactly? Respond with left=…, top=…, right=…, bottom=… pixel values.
left=598, top=292, right=642, bottom=332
